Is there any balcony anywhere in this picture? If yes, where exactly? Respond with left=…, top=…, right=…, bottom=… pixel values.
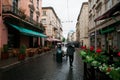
left=2, top=5, right=44, bottom=32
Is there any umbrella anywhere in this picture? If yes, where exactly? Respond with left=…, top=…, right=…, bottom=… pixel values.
left=66, top=41, right=80, bottom=48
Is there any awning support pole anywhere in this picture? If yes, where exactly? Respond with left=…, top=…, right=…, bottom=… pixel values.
left=95, top=21, right=97, bottom=51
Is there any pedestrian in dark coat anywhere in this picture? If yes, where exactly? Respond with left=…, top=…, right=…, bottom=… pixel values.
left=67, top=44, right=75, bottom=67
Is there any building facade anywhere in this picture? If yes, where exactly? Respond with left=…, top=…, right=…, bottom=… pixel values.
left=88, top=0, right=120, bottom=50
left=76, top=22, right=80, bottom=42
left=67, top=32, right=72, bottom=42
left=0, top=0, right=46, bottom=58
left=77, top=2, right=89, bottom=47
left=71, top=32, right=76, bottom=42
left=41, top=7, right=63, bottom=42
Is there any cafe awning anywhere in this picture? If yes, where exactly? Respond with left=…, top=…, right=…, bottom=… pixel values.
left=8, top=23, right=47, bottom=38
left=46, top=38, right=61, bottom=42
left=95, top=1, right=120, bottom=22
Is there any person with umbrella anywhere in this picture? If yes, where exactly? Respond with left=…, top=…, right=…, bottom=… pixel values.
left=66, top=43, right=75, bottom=67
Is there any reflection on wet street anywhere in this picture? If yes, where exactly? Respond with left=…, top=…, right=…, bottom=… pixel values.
left=0, top=49, right=84, bottom=80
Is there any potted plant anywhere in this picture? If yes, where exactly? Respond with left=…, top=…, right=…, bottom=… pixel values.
left=1, top=44, right=9, bottom=60
left=18, top=44, right=26, bottom=60
left=27, top=48, right=35, bottom=57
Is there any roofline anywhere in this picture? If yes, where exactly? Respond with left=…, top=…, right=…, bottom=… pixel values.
left=42, top=7, right=60, bottom=22
left=77, top=2, right=88, bottom=21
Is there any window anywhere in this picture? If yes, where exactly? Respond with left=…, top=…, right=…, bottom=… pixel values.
left=89, top=0, right=92, bottom=8
left=105, top=0, right=112, bottom=10
left=30, top=0, right=33, bottom=3
left=13, top=0, right=18, bottom=13
left=112, top=0, right=114, bottom=5
left=43, top=11, right=46, bottom=16
left=41, top=19, right=46, bottom=24
left=108, top=0, right=112, bottom=9
left=96, top=0, right=100, bottom=3
left=37, top=0, right=39, bottom=9
left=30, top=9, right=33, bottom=21
left=36, top=15, right=39, bottom=23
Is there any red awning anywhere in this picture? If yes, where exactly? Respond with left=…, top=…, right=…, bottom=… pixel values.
left=94, top=1, right=120, bottom=22
left=46, top=38, right=61, bottom=42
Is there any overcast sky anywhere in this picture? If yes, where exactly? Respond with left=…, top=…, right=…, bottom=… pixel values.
left=42, top=0, right=88, bottom=38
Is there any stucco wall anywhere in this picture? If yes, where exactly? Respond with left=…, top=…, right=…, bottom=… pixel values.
left=0, top=18, right=8, bottom=58
left=0, top=20, right=8, bottom=48
left=19, top=0, right=42, bottom=22
left=2, top=0, right=12, bottom=5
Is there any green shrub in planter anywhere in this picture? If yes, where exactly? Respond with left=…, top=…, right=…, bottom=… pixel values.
left=19, top=45, right=26, bottom=54
left=2, top=44, right=8, bottom=53
left=18, top=44, right=26, bottom=60
left=1, top=44, right=9, bottom=59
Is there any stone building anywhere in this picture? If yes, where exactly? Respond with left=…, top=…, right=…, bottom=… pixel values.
left=88, top=0, right=120, bottom=50
left=41, top=7, right=63, bottom=44
left=76, top=21, right=80, bottom=42
left=77, top=2, right=89, bottom=47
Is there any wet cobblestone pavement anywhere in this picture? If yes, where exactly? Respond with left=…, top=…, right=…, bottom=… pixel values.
left=0, top=49, right=84, bottom=80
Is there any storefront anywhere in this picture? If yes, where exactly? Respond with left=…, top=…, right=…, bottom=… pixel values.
left=116, top=24, right=120, bottom=49
left=6, top=22, right=47, bottom=48
left=90, top=32, right=95, bottom=47
left=90, top=30, right=102, bottom=48
left=100, top=26, right=116, bottom=50
left=45, top=38, right=61, bottom=48
left=0, top=17, right=47, bottom=59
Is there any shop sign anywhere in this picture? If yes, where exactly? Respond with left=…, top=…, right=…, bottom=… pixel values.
left=100, top=27, right=115, bottom=34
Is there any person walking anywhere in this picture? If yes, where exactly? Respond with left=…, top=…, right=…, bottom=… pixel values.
left=67, top=43, right=75, bottom=67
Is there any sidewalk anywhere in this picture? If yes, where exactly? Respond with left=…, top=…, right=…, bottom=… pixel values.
left=0, top=57, right=19, bottom=69
left=0, top=49, right=54, bottom=70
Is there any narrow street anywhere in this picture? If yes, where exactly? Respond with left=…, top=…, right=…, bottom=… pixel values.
left=0, top=49, right=84, bottom=80
left=1, top=0, right=120, bottom=80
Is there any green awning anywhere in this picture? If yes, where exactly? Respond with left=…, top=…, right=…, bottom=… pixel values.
left=100, top=27, right=115, bottom=34
left=8, top=23, right=47, bottom=38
